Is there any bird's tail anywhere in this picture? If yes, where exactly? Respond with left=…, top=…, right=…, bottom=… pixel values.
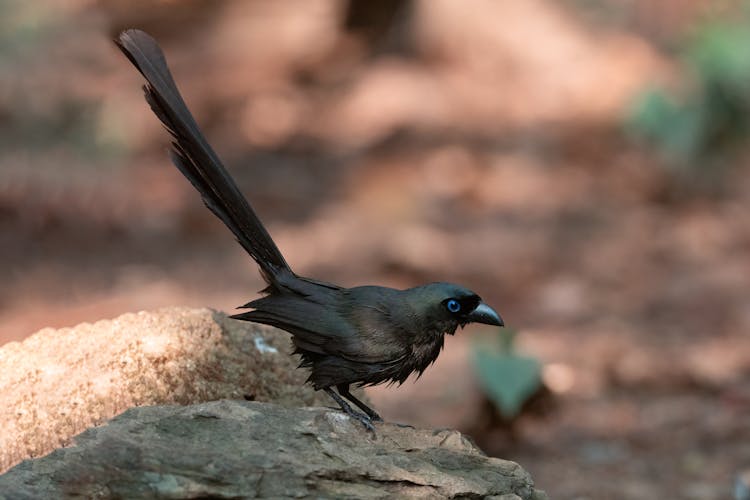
left=115, top=29, right=291, bottom=285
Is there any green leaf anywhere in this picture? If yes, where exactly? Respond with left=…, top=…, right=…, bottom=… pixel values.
left=624, top=17, right=750, bottom=177
left=472, top=348, right=542, bottom=419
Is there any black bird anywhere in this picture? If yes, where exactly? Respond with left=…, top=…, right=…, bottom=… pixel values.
left=115, top=29, right=503, bottom=430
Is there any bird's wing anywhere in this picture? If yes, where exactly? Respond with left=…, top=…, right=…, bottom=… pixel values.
left=233, top=289, right=408, bottom=365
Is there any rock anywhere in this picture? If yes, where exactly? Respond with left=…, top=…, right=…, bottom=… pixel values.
left=0, top=308, right=339, bottom=473
left=0, top=309, right=547, bottom=498
left=0, top=400, right=547, bottom=499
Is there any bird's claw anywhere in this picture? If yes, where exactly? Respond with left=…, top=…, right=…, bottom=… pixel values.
left=351, top=412, right=377, bottom=433
left=393, top=422, right=414, bottom=429
left=325, top=405, right=377, bottom=432
left=339, top=407, right=377, bottom=433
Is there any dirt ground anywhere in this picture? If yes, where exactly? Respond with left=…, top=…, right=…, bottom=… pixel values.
left=2, top=1, right=749, bottom=498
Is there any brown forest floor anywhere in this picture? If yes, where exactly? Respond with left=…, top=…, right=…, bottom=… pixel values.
left=1, top=1, right=749, bottom=499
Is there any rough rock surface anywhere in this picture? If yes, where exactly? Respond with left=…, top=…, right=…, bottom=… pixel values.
left=0, top=400, right=546, bottom=499
left=0, top=307, right=339, bottom=472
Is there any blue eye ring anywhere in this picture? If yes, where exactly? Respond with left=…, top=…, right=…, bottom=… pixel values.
left=446, top=299, right=461, bottom=313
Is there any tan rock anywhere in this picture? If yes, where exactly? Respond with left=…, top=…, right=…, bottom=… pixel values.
left=0, top=307, right=334, bottom=473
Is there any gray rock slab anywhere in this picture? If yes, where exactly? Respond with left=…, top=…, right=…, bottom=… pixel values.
left=0, top=400, right=546, bottom=499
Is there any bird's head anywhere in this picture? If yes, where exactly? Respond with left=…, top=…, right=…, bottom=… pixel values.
left=405, top=282, right=504, bottom=334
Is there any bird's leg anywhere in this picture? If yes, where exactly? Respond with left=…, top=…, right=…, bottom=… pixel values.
left=336, top=384, right=383, bottom=422
left=323, top=387, right=376, bottom=432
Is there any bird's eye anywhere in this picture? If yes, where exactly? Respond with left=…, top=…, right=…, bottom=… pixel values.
left=446, top=299, right=461, bottom=313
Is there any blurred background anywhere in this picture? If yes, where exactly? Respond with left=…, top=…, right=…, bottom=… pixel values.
left=2, top=0, right=750, bottom=498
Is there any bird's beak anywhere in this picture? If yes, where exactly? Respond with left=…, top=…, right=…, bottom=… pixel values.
left=467, top=302, right=504, bottom=327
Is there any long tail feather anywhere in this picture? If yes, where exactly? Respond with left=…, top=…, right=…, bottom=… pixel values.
left=115, top=29, right=290, bottom=284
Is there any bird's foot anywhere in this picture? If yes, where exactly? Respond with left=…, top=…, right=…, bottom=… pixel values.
left=360, top=408, right=383, bottom=422
left=334, top=384, right=383, bottom=423
left=346, top=409, right=377, bottom=433
left=324, top=387, right=378, bottom=433
left=327, top=404, right=376, bottom=432
left=393, top=422, right=414, bottom=429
